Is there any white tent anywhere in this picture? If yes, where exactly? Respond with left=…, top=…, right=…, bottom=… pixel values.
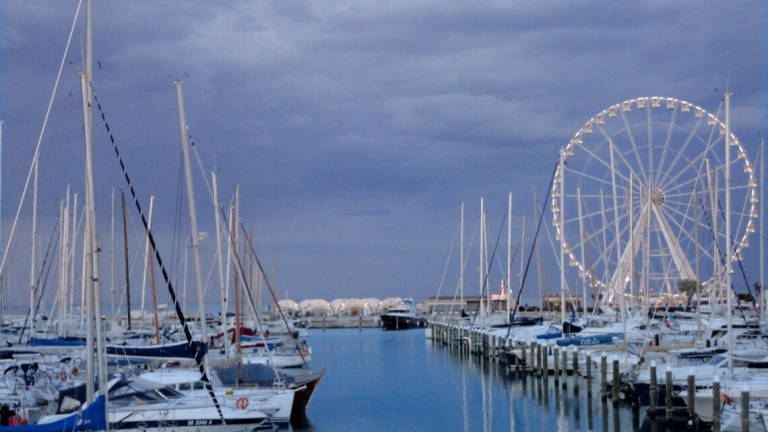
left=277, top=299, right=300, bottom=315
left=299, top=299, right=333, bottom=316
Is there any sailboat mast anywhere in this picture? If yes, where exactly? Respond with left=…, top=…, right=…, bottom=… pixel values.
left=559, top=150, right=566, bottom=325
left=578, top=187, right=587, bottom=318
left=761, top=139, right=765, bottom=329
left=174, top=80, right=207, bottom=342
left=724, top=92, right=733, bottom=377
left=0, top=120, right=3, bottom=324
left=460, top=201, right=463, bottom=309
left=29, top=156, right=38, bottom=341
left=212, top=172, right=229, bottom=355
left=506, top=192, right=512, bottom=322
left=110, top=188, right=115, bottom=317
left=479, top=197, right=485, bottom=320
left=139, top=196, right=156, bottom=321
left=80, top=0, right=107, bottom=399
left=122, top=191, right=131, bottom=330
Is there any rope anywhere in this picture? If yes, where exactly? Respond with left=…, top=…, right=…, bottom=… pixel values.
left=91, top=88, right=225, bottom=423
left=17, top=216, right=60, bottom=343
left=471, top=211, right=508, bottom=326
left=0, top=0, right=82, bottom=281
left=505, top=162, right=558, bottom=341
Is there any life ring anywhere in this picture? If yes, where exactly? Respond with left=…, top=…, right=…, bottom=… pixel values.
left=235, top=396, right=249, bottom=410
left=71, top=367, right=79, bottom=376
left=59, top=371, right=67, bottom=382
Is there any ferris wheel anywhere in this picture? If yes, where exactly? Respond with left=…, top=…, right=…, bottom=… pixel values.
left=552, top=96, right=758, bottom=306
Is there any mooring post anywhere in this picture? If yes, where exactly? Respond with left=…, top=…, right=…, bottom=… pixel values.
left=572, top=349, right=578, bottom=376
left=649, top=361, right=657, bottom=418
left=586, top=354, right=592, bottom=396
left=687, top=369, right=696, bottom=429
left=562, top=350, right=568, bottom=389
left=665, top=365, right=673, bottom=420
left=741, top=387, right=750, bottom=432
left=713, top=373, right=721, bottom=432
left=612, top=359, right=620, bottom=404
left=600, top=354, right=607, bottom=402
left=554, top=348, right=560, bottom=381
left=542, top=344, right=548, bottom=375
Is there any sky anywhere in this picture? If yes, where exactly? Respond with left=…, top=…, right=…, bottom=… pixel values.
left=0, top=1, right=766, bottom=313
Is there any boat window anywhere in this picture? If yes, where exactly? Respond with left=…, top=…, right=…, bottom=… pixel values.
left=178, top=382, right=191, bottom=391
left=155, top=387, right=182, bottom=399
left=193, top=381, right=204, bottom=390
left=705, top=355, right=725, bottom=365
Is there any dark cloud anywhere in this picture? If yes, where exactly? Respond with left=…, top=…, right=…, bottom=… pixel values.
left=0, top=0, right=765, bottom=309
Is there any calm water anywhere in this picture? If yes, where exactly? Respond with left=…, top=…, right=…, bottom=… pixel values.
left=296, top=329, right=681, bottom=432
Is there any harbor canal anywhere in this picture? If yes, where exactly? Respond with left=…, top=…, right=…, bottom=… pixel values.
left=299, top=328, right=675, bottom=431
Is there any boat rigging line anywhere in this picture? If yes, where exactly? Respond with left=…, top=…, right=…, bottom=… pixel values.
left=471, top=210, right=508, bottom=326
left=90, top=86, right=226, bottom=424
left=505, top=162, right=558, bottom=341
left=17, top=216, right=60, bottom=343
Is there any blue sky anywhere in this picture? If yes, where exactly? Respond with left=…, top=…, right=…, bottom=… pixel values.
left=0, top=1, right=766, bottom=312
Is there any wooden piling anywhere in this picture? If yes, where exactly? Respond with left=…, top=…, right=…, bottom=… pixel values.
left=542, top=344, right=548, bottom=375
left=741, top=388, right=749, bottom=432
left=572, top=349, right=578, bottom=376
left=562, top=350, right=568, bottom=389
left=649, top=361, right=657, bottom=418
left=612, top=359, right=619, bottom=403
left=713, top=374, right=721, bottom=432
left=687, top=371, right=695, bottom=428
left=600, top=355, right=607, bottom=401
left=586, top=355, right=592, bottom=397
left=665, top=366, right=673, bottom=420
left=554, top=348, right=560, bottom=380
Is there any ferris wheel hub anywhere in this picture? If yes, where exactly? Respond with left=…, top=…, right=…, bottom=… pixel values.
left=651, top=187, right=666, bottom=207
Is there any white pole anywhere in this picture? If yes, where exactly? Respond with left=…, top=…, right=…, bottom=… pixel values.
left=460, top=201, right=464, bottom=310
left=760, top=139, right=765, bottom=329
left=724, top=92, right=733, bottom=377
left=520, top=216, right=525, bottom=315
left=628, top=174, right=634, bottom=315
left=559, top=150, right=566, bottom=325
left=175, top=80, right=207, bottom=342
left=57, top=199, right=65, bottom=336
left=70, top=193, right=77, bottom=321
left=507, top=192, right=512, bottom=323
left=110, top=188, right=115, bottom=318
left=533, top=189, right=545, bottom=316
left=62, top=188, right=70, bottom=331
left=139, top=197, right=155, bottom=321
left=577, top=187, right=587, bottom=318
left=609, top=143, right=623, bottom=326
left=479, top=197, right=485, bottom=321
left=212, top=172, right=229, bottom=355
left=29, top=157, right=38, bottom=341
left=0, top=120, right=3, bottom=324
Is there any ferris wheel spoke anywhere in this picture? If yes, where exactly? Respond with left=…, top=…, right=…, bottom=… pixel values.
left=619, top=109, right=650, bottom=184
left=659, top=206, right=715, bottom=263
left=564, top=200, right=625, bottom=225
left=656, top=109, right=678, bottom=184
left=661, top=202, right=717, bottom=235
left=646, top=104, right=655, bottom=180
left=656, top=115, right=705, bottom=188
left=661, top=136, right=723, bottom=193
left=573, top=141, right=633, bottom=185
left=563, top=167, right=617, bottom=188
left=596, top=124, right=640, bottom=186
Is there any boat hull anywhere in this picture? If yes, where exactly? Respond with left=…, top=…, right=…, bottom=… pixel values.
left=380, top=315, right=425, bottom=330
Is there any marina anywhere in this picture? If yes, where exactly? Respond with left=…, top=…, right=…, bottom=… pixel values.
left=0, top=1, right=765, bottom=432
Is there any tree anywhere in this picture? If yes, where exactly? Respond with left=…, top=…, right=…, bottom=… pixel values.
left=677, top=279, right=700, bottom=308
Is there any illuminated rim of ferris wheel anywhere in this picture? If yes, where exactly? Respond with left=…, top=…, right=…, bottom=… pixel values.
left=551, top=96, right=758, bottom=302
